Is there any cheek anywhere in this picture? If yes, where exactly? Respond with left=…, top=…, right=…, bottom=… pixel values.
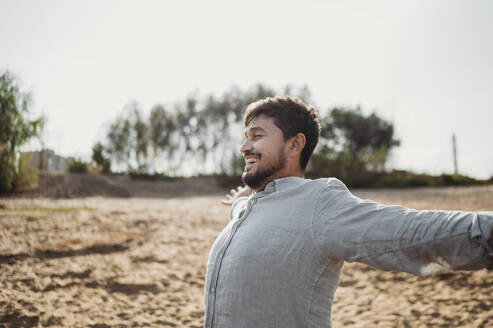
left=251, top=140, right=267, bottom=153
left=258, top=147, right=280, bottom=161
left=252, top=137, right=284, bottom=158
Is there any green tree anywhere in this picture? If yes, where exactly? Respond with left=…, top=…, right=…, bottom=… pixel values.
left=330, top=107, right=399, bottom=161
left=0, top=71, right=43, bottom=193
left=309, top=106, right=400, bottom=185
left=91, top=142, right=111, bottom=173
left=105, top=102, right=151, bottom=173
left=132, top=106, right=149, bottom=172
left=149, top=104, right=176, bottom=158
left=106, top=114, right=131, bottom=170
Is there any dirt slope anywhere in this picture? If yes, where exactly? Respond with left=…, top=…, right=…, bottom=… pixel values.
left=13, top=172, right=227, bottom=199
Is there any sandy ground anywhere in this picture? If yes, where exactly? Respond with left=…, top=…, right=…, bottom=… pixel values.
left=1, top=182, right=493, bottom=327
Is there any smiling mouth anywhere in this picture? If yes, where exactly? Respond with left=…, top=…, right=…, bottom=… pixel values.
left=245, top=157, right=260, bottom=170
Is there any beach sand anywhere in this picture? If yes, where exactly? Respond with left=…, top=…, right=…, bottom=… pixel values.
left=1, top=181, right=493, bottom=327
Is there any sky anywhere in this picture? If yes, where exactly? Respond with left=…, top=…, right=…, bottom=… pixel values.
left=1, top=0, right=492, bottom=178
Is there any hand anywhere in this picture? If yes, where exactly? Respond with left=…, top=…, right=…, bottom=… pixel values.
left=221, top=185, right=251, bottom=206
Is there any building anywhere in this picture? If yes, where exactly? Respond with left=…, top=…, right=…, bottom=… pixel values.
left=21, top=149, right=67, bottom=172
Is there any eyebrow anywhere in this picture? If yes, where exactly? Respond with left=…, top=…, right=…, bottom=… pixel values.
left=245, top=126, right=266, bottom=137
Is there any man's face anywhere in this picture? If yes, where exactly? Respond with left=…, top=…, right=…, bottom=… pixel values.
left=241, top=115, right=287, bottom=191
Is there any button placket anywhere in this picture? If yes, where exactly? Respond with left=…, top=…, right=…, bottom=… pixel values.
left=207, top=199, right=257, bottom=327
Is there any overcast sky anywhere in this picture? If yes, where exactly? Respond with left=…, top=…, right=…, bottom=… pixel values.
left=1, top=0, right=492, bottom=178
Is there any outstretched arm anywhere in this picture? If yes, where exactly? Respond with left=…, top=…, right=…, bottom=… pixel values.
left=313, top=178, right=493, bottom=274
left=221, top=185, right=251, bottom=206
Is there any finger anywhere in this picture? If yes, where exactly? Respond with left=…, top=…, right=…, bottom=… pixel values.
left=240, top=186, right=250, bottom=196
left=221, top=196, right=232, bottom=204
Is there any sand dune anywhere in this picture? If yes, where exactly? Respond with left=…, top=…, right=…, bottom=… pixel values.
left=1, top=182, right=493, bottom=327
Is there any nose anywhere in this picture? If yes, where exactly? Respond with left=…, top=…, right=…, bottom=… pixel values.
left=240, top=139, right=252, bottom=154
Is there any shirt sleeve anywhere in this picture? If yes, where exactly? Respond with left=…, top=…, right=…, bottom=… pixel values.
left=312, top=178, right=493, bottom=275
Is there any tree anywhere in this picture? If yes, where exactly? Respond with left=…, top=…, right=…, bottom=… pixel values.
left=105, top=102, right=150, bottom=173
left=106, top=113, right=131, bottom=170
left=0, top=71, right=43, bottom=193
left=309, top=106, right=400, bottom=185
left=149, top=104, right=176, bottom=158
left=330, top=107, right=399, bottom=161
left=132, top=106, right=149, bottom=172
left=91, top=142, right=111, bottom=173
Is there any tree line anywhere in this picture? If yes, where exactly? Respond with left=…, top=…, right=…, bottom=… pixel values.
left=93, top=83, right=400, bottom=185
left=4, top=69, right=487, bottom=193
left=0, top=69, right=405, bottom=193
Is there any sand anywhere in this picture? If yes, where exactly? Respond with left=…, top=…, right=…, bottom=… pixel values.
left=1, top=182, right=493, bottom=327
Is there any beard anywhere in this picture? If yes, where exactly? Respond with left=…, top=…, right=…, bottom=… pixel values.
left=242, top=148, right=286, bottom=190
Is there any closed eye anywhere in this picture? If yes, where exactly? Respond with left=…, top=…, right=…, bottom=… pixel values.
left=244, top=126, right=267, bottom=141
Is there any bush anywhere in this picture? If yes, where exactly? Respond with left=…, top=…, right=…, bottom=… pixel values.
left=371, top=171, right=486, bottom=188
left=67, top=157, right=89, bottom=173
left=439, top=174, right=482, bottom=186
left=372, top=171, right=440, bottom=188
left=128, top=171, right=175, bottom=180
left=306, top=154, right=377, bottom=188
left=13, top=153, right=38, bottom=191
left=306, top=158, right=489, bottom=188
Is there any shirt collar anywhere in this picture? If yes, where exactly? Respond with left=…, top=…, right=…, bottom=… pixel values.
left=263, top=176, right=306, bottom=193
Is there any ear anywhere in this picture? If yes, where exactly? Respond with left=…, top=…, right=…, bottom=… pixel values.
left=287, top=133, right=306, bottom=156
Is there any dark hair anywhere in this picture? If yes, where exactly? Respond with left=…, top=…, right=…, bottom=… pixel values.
left=244, top=96, right=321, bottom=170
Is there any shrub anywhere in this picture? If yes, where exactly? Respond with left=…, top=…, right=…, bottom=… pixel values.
left=128, top=171, right=175, bottom=180
left=67, top=157, right=89, bottom=173
left=14, top=153, right=39, bottom=191
left=372, top=171, right=440, bottom=188
left=439, top=174, right=482, bottom=186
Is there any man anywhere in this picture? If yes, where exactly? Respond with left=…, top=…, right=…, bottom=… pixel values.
left=204, top=96, right=493, bottom=328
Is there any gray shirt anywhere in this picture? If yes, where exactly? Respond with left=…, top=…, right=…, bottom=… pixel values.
left=204, top=177, right=493, bottom=328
